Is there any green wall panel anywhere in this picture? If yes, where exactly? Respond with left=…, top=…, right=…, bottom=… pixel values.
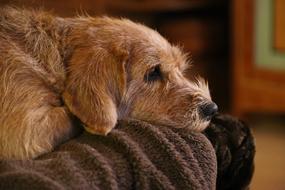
left=255, top=0, right=285, bottom=70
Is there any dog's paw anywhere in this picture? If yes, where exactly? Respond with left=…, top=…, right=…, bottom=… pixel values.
left=84, top=124, right=114, bottom=136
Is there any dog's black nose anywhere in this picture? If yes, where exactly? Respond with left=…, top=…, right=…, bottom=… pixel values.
left=199, top=102, right=218, bottom=119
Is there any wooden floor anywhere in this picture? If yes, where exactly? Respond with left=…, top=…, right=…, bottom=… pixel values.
left=249, top=116, right=285, bottom=190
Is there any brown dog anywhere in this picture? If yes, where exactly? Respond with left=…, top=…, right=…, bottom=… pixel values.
left=0, top=7, right=218, bottom=159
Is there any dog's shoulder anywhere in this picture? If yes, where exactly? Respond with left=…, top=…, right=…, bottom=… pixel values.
left=0, top=7, right=67, bottom=92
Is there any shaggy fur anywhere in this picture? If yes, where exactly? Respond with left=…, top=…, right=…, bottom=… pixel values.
left=0, top=7, right=215, bottom=159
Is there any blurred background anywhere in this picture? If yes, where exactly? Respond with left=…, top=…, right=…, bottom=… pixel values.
left=0, top=0, right=284, bottom=189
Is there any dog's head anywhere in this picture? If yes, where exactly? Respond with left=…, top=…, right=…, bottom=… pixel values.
left=62, top=17, right=218, bottom=135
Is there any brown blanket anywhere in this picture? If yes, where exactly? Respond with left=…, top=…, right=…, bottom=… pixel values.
left=0, top=119, right=217, bottom=190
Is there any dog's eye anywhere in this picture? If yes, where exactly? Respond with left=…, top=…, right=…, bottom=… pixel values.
left=144, top=65, right=162, bottom=83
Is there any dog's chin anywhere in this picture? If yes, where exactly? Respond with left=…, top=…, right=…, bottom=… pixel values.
left=195, top=119, right=211, bottom=132
left=130, top=112, right=211, bottom=132
left=154, top=116, right=211, bottom=132
left=183, top=117, right=211, bottom=132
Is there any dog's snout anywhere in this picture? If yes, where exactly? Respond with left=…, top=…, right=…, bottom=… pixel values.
left=199, top=102, right=218, bottom=120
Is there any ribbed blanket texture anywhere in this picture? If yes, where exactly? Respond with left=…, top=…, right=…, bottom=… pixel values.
left=0, top=119, right=217, bottom=190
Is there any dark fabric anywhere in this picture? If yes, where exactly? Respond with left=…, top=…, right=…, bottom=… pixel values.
left=205, top=115, right=255, bottom=190
left=0, top=119, right=217, bottom=190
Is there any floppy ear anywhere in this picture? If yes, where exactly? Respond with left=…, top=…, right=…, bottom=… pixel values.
left=63, top=45, right=128, bottom=135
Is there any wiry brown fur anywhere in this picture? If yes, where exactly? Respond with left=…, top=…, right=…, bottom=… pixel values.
left=0, top=7, right=214, bottom=159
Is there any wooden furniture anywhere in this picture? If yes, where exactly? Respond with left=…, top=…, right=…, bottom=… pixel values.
left=232, top=0, right=285, bottom=117
left=275, top=0, right=285, bottom=51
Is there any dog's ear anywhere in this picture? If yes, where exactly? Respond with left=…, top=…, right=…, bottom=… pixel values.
left=63, top=44, right=128, bottom=135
